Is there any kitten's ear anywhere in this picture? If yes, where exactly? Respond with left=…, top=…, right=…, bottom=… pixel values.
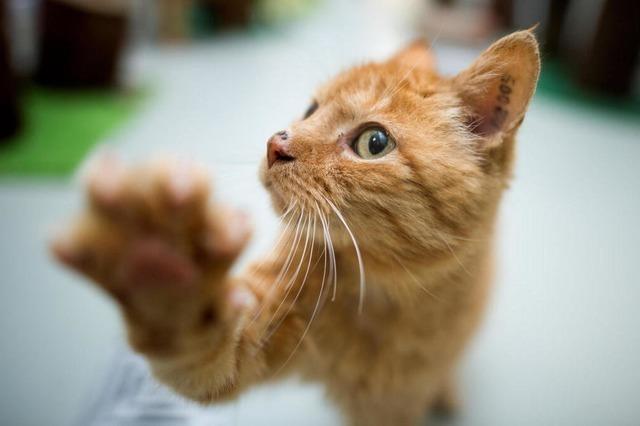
left=390, top=39, right=436, bottom=71
left=454, top=30, right=540, bottom=147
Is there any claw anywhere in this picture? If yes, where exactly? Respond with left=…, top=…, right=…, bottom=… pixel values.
left=87, top=153, right=125, bottom=209
left=50, top=230, right=92, bottom=273
left=167, top=162, right=198, bottom=207
left=226, top=210, right=252, bottom=251
left=203, top=209, right=252, bottom=259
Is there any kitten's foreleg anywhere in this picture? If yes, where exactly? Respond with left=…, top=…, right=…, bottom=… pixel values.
left=52, top=158, right=303, bottom=403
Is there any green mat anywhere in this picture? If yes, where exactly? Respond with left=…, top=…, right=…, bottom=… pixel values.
left=0, top=87, right=144, bottom=177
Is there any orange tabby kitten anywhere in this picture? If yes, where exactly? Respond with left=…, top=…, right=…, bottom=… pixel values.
left=53, top=30, right=540, bottom=425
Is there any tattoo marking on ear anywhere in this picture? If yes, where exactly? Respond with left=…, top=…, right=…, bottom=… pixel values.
left=491, top=74, right=515, bottom=131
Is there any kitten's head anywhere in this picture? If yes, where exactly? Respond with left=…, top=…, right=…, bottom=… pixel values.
left=260, top=31, right=540, bottom=263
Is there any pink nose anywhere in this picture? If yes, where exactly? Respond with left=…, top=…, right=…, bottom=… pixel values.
left=267, top=130, right=295, bottom=168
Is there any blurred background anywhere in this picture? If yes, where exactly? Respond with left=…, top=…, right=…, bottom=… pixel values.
left=0, top=0, right=639, bottom=425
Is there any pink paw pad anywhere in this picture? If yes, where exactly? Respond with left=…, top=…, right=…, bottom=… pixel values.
left=122, top=238, right=199, bottom=288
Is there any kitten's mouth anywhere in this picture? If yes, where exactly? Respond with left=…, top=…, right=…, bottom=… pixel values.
left=274, top=153, right=295, bottom=164
left=261, top=158, right=325, bottom=215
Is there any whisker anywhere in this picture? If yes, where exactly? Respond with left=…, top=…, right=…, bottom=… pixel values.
left=441, top=232, right=487, bottom=243
left=244, top=202, right=299, bottom=297
left=298, top=212, right=319, bottom=289
left=264, top=211, right=309, bottom=296
left=264, top=212, right=319, bottom=341
left=249, top=208, right=306, bottom=325
left=317, top=210, right=330, bottom=307
left=393, top=254, right=441, bottom=302
left=259, top=200, right=298, bottom=259
left=428, top=20, right=445, bottom=52
left=275, top=231, right=328, bottom=375
left=374, top=59, right=421, bottom=111
left=320, top=194, right=366, bottom=313
left=278, top=200, right=297, bottom=222
left=283, top=212, right=313, bottom=291
left=260, top=210, right=314, bottom=338
left=317, top=205, right=337, bottom=301
left=435, top=230, right=471, bottom=276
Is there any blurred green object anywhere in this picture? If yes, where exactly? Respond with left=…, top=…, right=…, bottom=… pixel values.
left=0, top=88, right=143, bottom=177
left=538, top=58, right=640, bottom=120
left=255, top=0, right=319, bottom=26
left=189, top=0, right=319, bottom=37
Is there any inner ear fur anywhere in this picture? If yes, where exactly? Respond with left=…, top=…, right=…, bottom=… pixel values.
left=453, top=30, right=540, bottom=147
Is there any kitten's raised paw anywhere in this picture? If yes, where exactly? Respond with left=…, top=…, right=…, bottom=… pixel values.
left=51, top=156, right=252, bottom=333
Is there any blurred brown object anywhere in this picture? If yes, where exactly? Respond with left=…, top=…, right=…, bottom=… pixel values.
left=0, top=0, right=22, bottom=141
left=580, top=0, right=640, bottom=96
left=494, top=0, right=640, bottom=97
left=492, top=0, right=514, bottom=28
left=157, top=0, right=192, bottom=42
left=35, top=0, right=129, bottom=88
left=543, top=0, right=571, bottom=57
left=202, top=0, right=253, bottom=28
left=156, top=0, right=253, bottom=42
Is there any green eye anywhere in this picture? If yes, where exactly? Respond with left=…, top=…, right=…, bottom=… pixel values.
left=353, top=128, right=395, bottom=159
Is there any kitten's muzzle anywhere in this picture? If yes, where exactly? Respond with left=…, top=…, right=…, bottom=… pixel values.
left=267, top=130, right=295, bottom=168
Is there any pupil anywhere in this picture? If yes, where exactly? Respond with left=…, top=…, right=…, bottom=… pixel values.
left=368, top=131, right=387, bottom=155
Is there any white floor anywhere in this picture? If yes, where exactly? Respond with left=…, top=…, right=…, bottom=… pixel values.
left=1, top=1, right=640, bottom=425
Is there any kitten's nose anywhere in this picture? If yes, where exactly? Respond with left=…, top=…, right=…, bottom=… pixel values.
left=267, top=130, right=295, bottom=168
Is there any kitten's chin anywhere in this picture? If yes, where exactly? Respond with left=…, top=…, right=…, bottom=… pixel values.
left=258, top=158, right=268, bottom=184
left=259, top=160, right=277, bottom=193
left=259, top=163, right=289, bottom=215
left=267, top=184, right=299, bottom=218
